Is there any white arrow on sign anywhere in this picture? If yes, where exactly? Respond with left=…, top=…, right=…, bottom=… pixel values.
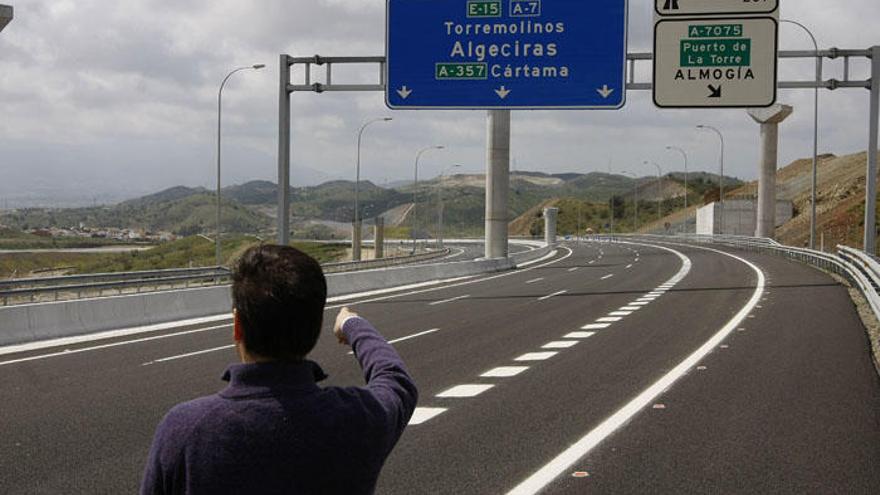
left=597, top=85, right=615, bottom=99
left=495, top=86, right=511, bottom=99
left=396, top=86, right=412, bottom=99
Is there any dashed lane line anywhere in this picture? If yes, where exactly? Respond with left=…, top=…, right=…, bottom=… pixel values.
left=408, top=408, right=448, bottom=425
left=581, top=323, right=611, bottom=330
left=515, top=352, right=559, bottom=362
left=564, top=332, right=596, bottom=339
left=542, top=341, right=580, bottom=349
left=601, top=274, right=614, bottom=280
left=437, top=384, right=495, bottom=398
left=481, top=366, right=530, bottom=378
left=525, top=278, right=545, bottom=284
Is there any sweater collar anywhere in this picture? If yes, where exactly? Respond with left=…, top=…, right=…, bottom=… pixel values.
left=219, top=360, right=328, bottom=398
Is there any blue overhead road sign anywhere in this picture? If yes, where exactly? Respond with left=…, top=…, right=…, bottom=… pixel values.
left=386, top=0, right=628, bottom=110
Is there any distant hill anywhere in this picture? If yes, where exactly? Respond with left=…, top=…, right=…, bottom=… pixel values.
left=1, top=168, right=742, bottom=239
left=1, top=193, right=271, bottom=236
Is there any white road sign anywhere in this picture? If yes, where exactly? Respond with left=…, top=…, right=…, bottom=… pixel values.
left=653, top=17, right=778, bottom=108
left=655, top=0, right=778, bottom=17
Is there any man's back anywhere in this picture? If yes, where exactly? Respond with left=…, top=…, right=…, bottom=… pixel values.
left=141, top=317, right=418, bottom=495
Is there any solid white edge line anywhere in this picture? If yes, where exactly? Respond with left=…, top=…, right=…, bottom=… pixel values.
left=144, top=344, right=235, bottom=366
left=538, top=290, right=567, bottom=301
left=346, top=328, right=441, bottom=355
left=518, top=250, right=559, bottom=268
left=507, top=242, right=761, bottom=495
left=429, top=295, right=471, bottom=306
left=0, top=324, right=233, bottom=368
left=0, top=314, right=232, bottom=357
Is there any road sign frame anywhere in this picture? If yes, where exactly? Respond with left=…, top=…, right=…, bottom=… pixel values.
left=654, top=0, right=778, bottom=18
left=652, top=16, right=779, bottom=109
left=384, top=0, right=629, bottom=110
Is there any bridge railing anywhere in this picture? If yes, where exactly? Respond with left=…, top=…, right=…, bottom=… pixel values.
left=0, top=248, right=450, bottom=306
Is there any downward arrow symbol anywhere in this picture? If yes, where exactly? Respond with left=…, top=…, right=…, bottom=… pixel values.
left=495, top=86, right=511, bottom=99
left=597, top=85, right=615, bottom=99
left=397, top=86, right=412, bottom=99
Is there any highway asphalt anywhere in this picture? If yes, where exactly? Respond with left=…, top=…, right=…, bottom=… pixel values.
left=1, top=240, right=878, bottom=494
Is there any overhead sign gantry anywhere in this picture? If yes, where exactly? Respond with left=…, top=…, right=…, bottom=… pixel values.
left=653, top=0, right=779, bottom=108
left=386, top=0, right=628, bottom=109
left=0, top=4, right=13, bottom=33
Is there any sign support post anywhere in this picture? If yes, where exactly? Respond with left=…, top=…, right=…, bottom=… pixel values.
left=865, top=46, right=880, bottom=254
left=485, top=110, right=510, bottom=259
left=277, top=55, right=291, bottom=245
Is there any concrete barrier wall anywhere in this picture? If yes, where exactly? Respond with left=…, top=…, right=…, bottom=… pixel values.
left=0, top=255, right=524, bottom=347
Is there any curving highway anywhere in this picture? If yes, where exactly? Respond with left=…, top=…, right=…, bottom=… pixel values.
left=1, top=241, right=879, bottom=494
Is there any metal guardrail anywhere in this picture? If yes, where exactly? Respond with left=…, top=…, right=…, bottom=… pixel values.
left=0, top=249, right=451, bottom=306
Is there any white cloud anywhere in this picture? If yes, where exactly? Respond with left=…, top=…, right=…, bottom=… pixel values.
left=0, top=0, right=878, bottom=204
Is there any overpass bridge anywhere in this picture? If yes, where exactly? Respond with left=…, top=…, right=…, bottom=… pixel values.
left=1, top=236, right=878, bottom=494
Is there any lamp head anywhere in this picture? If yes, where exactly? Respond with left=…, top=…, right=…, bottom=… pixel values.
left=252, top=64, right=266, bottom=70
left=383, top=117, right=393, bottom=122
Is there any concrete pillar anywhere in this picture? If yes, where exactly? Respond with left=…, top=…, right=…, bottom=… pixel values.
left=374, top=217, right=384, bottom=259
left=544, top=207, right=559, bottom=247
left=485, top=110, right=510, bottom=259
left=351, top=220, right=362, bottom=261
left=748, top=104, right=793, bottom=239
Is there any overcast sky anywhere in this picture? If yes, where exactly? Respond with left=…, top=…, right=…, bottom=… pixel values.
left=1, top=0, right=878, bottom=206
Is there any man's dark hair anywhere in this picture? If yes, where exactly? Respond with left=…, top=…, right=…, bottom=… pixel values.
left=232, top=244, right=327, bottom=360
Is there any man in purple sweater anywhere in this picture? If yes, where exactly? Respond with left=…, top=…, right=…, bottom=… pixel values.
left=140, top=245, right=418, bottom=494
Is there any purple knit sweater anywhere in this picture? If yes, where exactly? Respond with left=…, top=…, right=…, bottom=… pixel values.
left=140, top=317, right=418, bottom=495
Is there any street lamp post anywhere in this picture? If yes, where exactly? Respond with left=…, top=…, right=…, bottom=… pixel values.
left=413, top=146, right=445, bottom=253
left=216, top=64, right=264, bottom=267
left=623, top=171, right=639, bottom=232
left=782, top=19, right=821, bottom=250
left=645, top=161, right=664, bottom=222
left=607, top=160, right=616, bottom=234
left=666, top=146, right=689, bottom=233
left=438, top=164, right=461, bottom=248
left=353, top=117, right=393, bottom=261
left=697, top=125, right=725, bottom=234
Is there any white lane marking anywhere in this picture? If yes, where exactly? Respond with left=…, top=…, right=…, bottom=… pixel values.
left=481, top=366, right=529, bottom=378
left=608, top=311, right=632, bottom=317
left=630, top=302, right=651, bottom=306
left=625, top=264, right=633, bottom=269
left=518, top=249, right=561, bottom=268
left=0, top=324, right=232, bottom=368
left=538, top=290, right=568, bottom=301
left=143, top=344, right=234, bottom=366
left=0, top=314, right=232, bottom=357
left=596, top=317, right=622, bottom=323
left=408, top=407, right=447, bottom=425
left=509, top=243, right=767, bottom=495
left=601, top=274, right=614, bottom=280
left=648, top=292, right=664, bottom=296
left=542, top=341, right=579, bottom=349
left=525, top=278, right=545, bottom=284
left=588, top=261, right=596, bottom=265
left=564, top=332, right=596, bottom=339
left=429, top=295, right=470, bottom=306
left=568, top=267, right=580, bottom=272
left=327, top=276, right=475, bottom=303
left=581, top=323, right=611, bottom=330
left=437, top=384, right=494, bottom=398
left=388, top=328, right=441, bottom=345
left=619, top=306, right=641, bottom=311
left=515, top=352, right=558, bottom=361
left=346, top=328, right=441, bottom=355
